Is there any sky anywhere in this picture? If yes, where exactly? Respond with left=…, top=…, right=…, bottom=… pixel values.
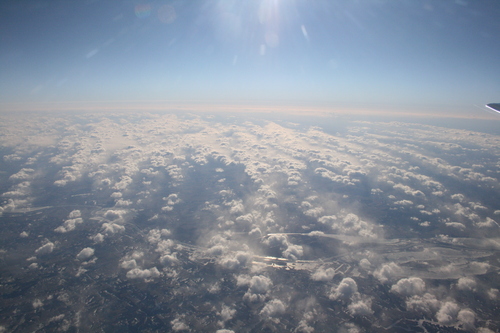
left=1, top=0, right=499, bottom=116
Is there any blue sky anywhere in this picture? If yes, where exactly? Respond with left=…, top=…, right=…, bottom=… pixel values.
left=1, top=0, right=499, bottom=115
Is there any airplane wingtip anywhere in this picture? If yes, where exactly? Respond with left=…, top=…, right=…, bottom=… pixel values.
left=485, top=103, right=500, bottom=113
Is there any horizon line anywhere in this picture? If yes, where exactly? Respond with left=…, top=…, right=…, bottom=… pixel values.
left=0, top=100, right=497, bottom=120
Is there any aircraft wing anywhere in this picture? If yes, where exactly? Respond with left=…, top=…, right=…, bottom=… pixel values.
left=486, top=103, right=500, bottom=113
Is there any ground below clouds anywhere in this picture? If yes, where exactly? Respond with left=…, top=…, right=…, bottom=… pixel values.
left=0, top=111, right=499, bottom=332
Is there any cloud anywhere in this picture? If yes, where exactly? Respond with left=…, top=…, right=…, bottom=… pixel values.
left=295, top=320, right=314, bottom=333
left=469, top=261, right=490, bottom=274
left=311, top=267, right=335, bottom=281
left=264, top=234, right=303, bottom=260
left=445, top=222, right=466, bottom=230
left=3, top=111, right=500, bottom=331
left=91, top=233, right=105, bottom=243
left=54, top=211, right=84, bottom=233
left=249, top=227, right=262, bottom=238
left=113, top=175, right=133, bottom=190
left=2, top=181, right=31, bottom=198
left=246, top=275, right=272, bottom=294
left=393, top=183, right=425, bottom=198
left=260, top=299, right=286, bottom=317
left=171, top=317, right=189, bottom=331
left=166, top=165, right=184, bottom=184
left=283, top=244, right=303, bottom=261
left=302, top=201, right=324, bottom=218
left=32, top=299, right=43, bottom=309
left=457, top=309, right=475, bottom=330
left=101, top=222, right=125, bottom=234
left=68, top=210, right=81, bottom=218
left=436, top=301, right=460, bottom=325
left=373, top=262, right=402, bottom=283
left=406, top=293, right=440, bottom=314
left=120, top=259, right=137, bottom=269
left=1, top=198, right=29, bottom=213
left=329, top=278, right=358, bottom=300
left=451, top=193, right=466, bottom=202
left=348, top=297, right=373, bottom=316
left=237, top=275, right=272, bottom=302
left=104, top=209, right=126, bottom=221
left=318, top=215, right=337, bottom=225
left=391, top=277, right=426, bottom=296
left=35, top=241, right=55, bottom=255
left=48, top=314, right=65, bottom=323
left=150, top=237, right=179, bottom=265
left=126, top=267, right=161, bottom=280
left=487, top=288, right=499, bottom=300
left=264, top=234, right=288, bottom=248
left=330, top=213, right=377, bottom=238
left=394, top=200, right=414, bottom=206
left=476, top=217, right=499, bottom=228
left=219, top=305, right=236, bottom=322
left=436, top=263, right=461, bottom=277
left=76, top=247, right=94, bottom=260
left=456, top=277, right=476, bottom=291
left=147, top=228, right=172, bottom=244
left=162, top=193, right=181, bottom=211
left=9, top=168, right=35, bottom=181
left=219, top=251, right=252, bottom=270
left=359, top=258, right=371, bottom=271
left=339, top=323, right=362, bottom=333
left=451, top=203, right=480, bottom=222
left=160, top=253, right=178, bottom=265
left=477, top=328, right=495, bottom=333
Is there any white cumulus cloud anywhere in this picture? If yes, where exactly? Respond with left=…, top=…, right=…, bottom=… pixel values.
left=311, top=267, right=335, bottom=281
left=457, top=277, right=476, bottom=291
left=126, top=267, right=161, bottom=280
left=373, top=262, right=402, bottom=283
left=76, top=247, right=94, bottom=260
left=436, top=301, right=460, bottom=325
left=329, top=277, right=358, bottom=300
left=35, top=241, right=55, bottom=255
left=260, top=299, right=286, bottom=317
left=391, top=277, right=426, bottom=296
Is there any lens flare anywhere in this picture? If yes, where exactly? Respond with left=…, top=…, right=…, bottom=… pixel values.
left=135, top=4, right=151, bottom=19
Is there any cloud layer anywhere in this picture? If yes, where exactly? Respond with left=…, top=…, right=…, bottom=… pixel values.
left=0, top=112, right=499, bottom=332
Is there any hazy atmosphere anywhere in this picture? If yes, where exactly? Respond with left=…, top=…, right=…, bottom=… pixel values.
left=1, top=1, right=500, bottom=333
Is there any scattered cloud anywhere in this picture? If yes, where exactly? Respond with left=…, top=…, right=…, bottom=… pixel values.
left=406, top=293, right=440, bottom=314
left=35, top=241, right=55, bottom=255
left=457, top=309, right=476, bottom=330
left=391, top=277, right=426, bottom=296
left=171, top=316, right=189, bottom=331
left=1, top=112, right=500, bottom=332
left=76, top=247, right=95, bottom=260
left=126, top=267, right=161, bottom=281
left=311, top=266, right=336, bottom=281
left=456, top=277, right=476, bottom=291
left=237, top=275, right=273, bottom=302
left=260, top=299, right=286, bottom=317
left=436, top=301, right=460, bottom=325
left=329, top=278, right=358, bottom=300
left=348, top=297, right=373, bottom=316
left=373, top=262, right=402, bottom=283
